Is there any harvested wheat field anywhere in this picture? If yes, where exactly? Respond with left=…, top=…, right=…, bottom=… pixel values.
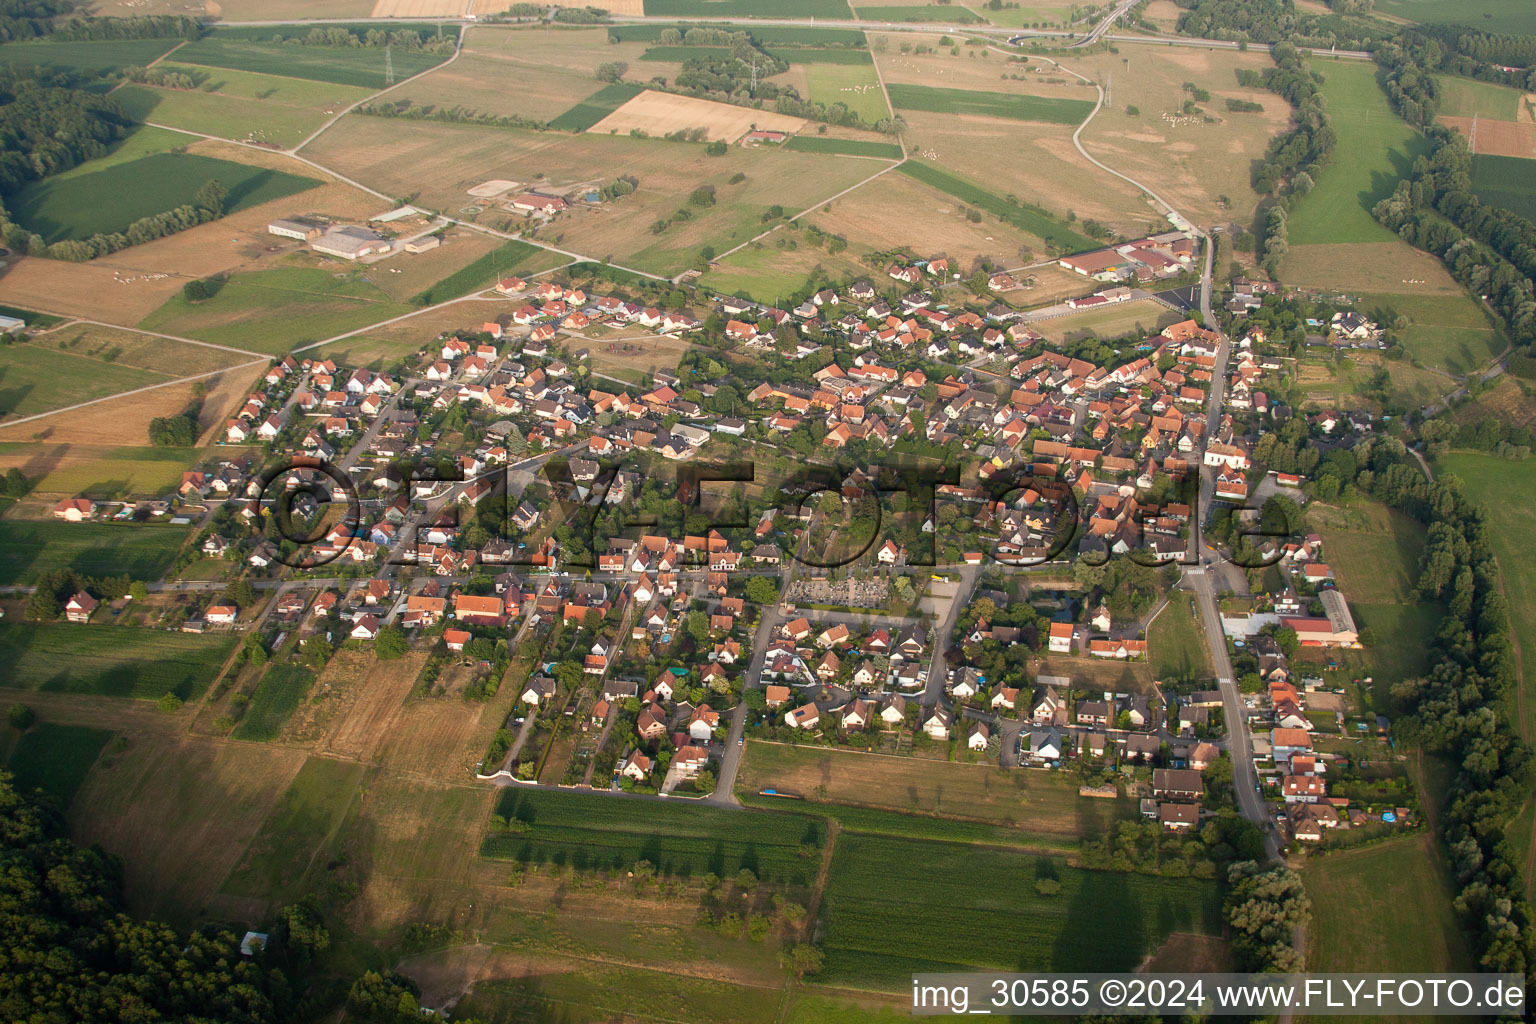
left=589, top=91, right=806, bottom=142
left=387, top=52, right=605, bottom=123
left=1440, top=115, right=1536, bottom=159
left=371, top=0, right=466, bottom=15
left=1068, top=48, right=1293, bottom=226
left=462, top=24, right=656, bottom=77
left=810, top=169, right=1047, bottom=266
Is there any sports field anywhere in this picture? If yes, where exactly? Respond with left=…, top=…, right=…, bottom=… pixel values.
left=1285, top=60, right=1427, bottom=247
left=139, top=266, right=416, bottom=353
left=1303, top=835, right=1472, bottom=978
left=805, top=64, right=890, bottom=122
left=1357, top=291, right=1504, bottom=374
left=818, top=833, right=1222, bottom=988
left=8, top=152, right=321, bottom=245
left=173, top=36, right=451, bottom=89
left=1437, top=453, right=1536, bottom=740
left=1035, top=298, right=1181, bottom=343
left=888, top=83, right=1093, bottom=124
left=114, top=66, right=375, bottom=149
left=6, top=722, right=114, bottom=809
left=0, top=519, right=190, bottom=585
left=1472, top=154, right=1536, bottom=220
left=0, top=622, right=235, bottom=701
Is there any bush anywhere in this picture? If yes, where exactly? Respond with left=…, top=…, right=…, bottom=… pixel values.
left=7, top=704, right=35, bottom=731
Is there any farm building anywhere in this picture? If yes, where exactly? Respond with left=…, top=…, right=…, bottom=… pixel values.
left=312, top=225, right=391, bottom=260
left=268, top=218, right=323, bottom=241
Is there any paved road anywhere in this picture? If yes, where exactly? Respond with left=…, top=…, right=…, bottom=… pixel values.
left=920, top=564, right=982, bottom=709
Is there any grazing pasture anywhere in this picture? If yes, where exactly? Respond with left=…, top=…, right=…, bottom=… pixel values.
left=481, top=787, right=825, bottom=884
left=1285, top=59, right=1427, bottom=247
left=819, top=833, right=1222, bottom=988
left=0, top=520, right=189, bottom=585
left=6, top=722, right=114, bottom=809
left=139, top=266, right=415, bottom=353
left=805, top=63, right=890, bottom=122
left=887, top=82, right=1093, bottom=124
left=173, top=36, right=451, bottom=89
left=8, top=152, right=321, bottom=244
left=114, top=66, right=375, bottom=149
left=0, top=622, right=234, bottom=701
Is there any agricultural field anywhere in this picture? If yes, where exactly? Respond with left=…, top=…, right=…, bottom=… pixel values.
left=8, top=151, right=322, bottom=245
left=1472, top=154, right=1536, bottom=221
left=0, top=37, right=181, bottom=73
left=643, top=0, right=854, bottom=16
left=1372, top=0, right=1536, bottom=34
left=887, top=83, right=1093, bottom=124
left=698, top=237, right=871, bottom=305
left=0, top=344, right=168, bottom=423
left=233, top=664, right=318, bottom=742
left=1303, top=835, right=1472, bottom=979
left=481, top=787, right=826, bottom=884
left=1440, top=113, right=1536, bottom=159
left=818, top=833, right=1222, bottom=988
left=898, top=160, right=1099, bottom=251
left=736, top=741, right=1134, bottom=839
left=114, top=66, right=376, bottom=149
left=0, top=622, right=234, bottom=701
left=898, top=116, right=1144, bottom=238
left=804, top=64, right=890, bottom=122
left=1434, top=75, right=1527, bottom=120
left=589, top=90, right=807, bottom=141
left=361, top=229, right=505, bottom=303
left=139, top=266, right=416, bottom=353
left=23, top=322, right=255, bottom=376
left=783, top=135, right=904, bottom=158
left=219, top=755, right=367, bottom=903
left=1149, top=591, right=1213, bottom=684
left=1358, top=291, right=1505, bottom=375
left=1284, top=59, right=1427, bottom=248
left=410, top=239, right=543, bottom=304
left=0, top=519, right=190, bottom=584
left=173, top=35, right=452, bottom=89
left=550, top=82, right=647, bottom=132
left=1436, top=453, right=1536, bottom=739
left=856, top=4, right=983, bottom=21
left=377, top=52, right=604, bottom=125
left=6, top=722, right=114, bottom=809
left=1069, top=47, right=1296, bottom=227
left=452, top=965, right=784, bottom=1024
left=1309, top=499, right=1425, bottom=606
left=1034, top=298, right=1182, bottom=344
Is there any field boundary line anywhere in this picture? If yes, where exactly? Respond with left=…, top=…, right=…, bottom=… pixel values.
left=0, top=358, right=266, bottom=432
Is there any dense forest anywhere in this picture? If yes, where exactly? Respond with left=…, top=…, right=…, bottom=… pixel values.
left=0, top=68, right=129, bottom=194
left=1173, top=0, right=1392, bottom=49
left=0, top=0, right=71, bottom=42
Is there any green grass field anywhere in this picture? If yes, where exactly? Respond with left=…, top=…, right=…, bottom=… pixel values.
left=1285, top=60, right=1428, bottom=246
left=0, top=520, right=189, bottom=585
left=455, top=967, right=783, bottom=1024
left=9, top=152, right=321, bottom=245
left=1357, top=291, right=1504, bottom=374
left=232, top=664, right=317, bottom=742
left=0, top=37, right=180, bottom=73
left=1472, top=154, right=1536, bottom=222
left=220, top=755, right=365, bottom=899
left=887, top=83, right=1092, bottom=124
left=856, top=5, right=983, bottom=21
left=1436, top=453, right=1536, bottom=739
left=644, top=0, right=853, bottom=17
left=411, top=239, right=542, bottom=304
left=113, top=66, right=377, bottom=149
left=481, top=787, right=825, bottom=884
left=0, top=344, right=166, bottom=422
left=1433, top=75, right=1526, bottom=120
left=549, top=82, right=645, bottom=132
left=0, top=622, right=235, bottom=701
left=819, top=833, right=1222, bottom=988
left=1149, top=591, right=1212, bottom=684
left=140, top=266, right=414, bottom=353
left=172, top=37, right=451, bottom=90
left=1374, top=0, right=1536, bottom=34
left=6, top=722, right=114, bottom=809
left=1303, top=835, right=1472, bottom=985
left=783, top=135, right=903, bottom=158
left=0, top=444, right=213, bottom=500
left=897, top=160, right=1099, bottom=251
left=805, top=64, right=890, bottom=122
